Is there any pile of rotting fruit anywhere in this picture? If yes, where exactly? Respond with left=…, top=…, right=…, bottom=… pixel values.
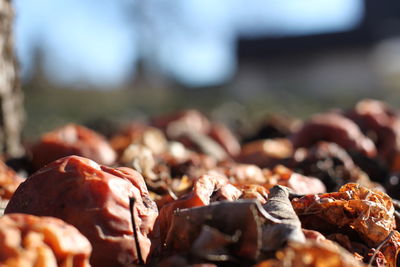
left=2, top=99, right=400, bottom=267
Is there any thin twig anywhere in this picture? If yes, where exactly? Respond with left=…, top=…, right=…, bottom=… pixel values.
left=129, top=197, right=144, bottom=265
left=368, top=230, right=395, bottom=267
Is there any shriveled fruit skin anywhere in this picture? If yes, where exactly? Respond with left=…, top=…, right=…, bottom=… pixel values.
left=292, top=183, right=395, bottom=247
left=5, top=155, right=158, bottom=267
left=32, top=124, right=116, bottom=170
left=292, top=183, right=400, bottom=267
left=0, top=213, right=92, bottom=267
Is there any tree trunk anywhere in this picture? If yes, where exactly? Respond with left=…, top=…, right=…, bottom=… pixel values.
left=0, top=0, right=24, bottom=158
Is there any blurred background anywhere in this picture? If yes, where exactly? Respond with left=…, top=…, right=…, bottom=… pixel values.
left=13, top=0, right=400, bottom=139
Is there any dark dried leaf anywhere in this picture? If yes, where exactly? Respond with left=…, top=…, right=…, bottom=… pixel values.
left=161, top=199, right=279, bottom=261
left=261, top=185, right=305, bottom=253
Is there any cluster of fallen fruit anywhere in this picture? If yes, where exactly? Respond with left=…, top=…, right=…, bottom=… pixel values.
left=1, top=99, right=400, bottom=266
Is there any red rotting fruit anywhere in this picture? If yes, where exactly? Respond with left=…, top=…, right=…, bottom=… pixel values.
left=291, top=113, right=376, bottom=158
left=31, top=124, right=116, bottom=170
left=5, top=155, right=158, bottom=267
left=0, top=213, right=92, bottom=267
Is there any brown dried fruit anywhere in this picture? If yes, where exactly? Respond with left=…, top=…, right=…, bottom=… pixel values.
left=291, top=113, right=376, bottom=158
left=32, top=124, right=116, bottom=170
left=346, top=99, right=400, bottom=166
left=0, top=213, right=92, bottom=267
left=5, top=155, right=158, bottom=266
left=155, top=173, right=241, bottom=245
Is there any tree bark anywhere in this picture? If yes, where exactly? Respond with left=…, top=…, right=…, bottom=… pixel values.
left=0, top=0, right=24, bottom=157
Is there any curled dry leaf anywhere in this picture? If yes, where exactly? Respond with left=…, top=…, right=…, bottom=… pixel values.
left=156, top=185, right=306, bottom=263
left=0, top=213, right=92, bottom=267
left=262, top=185, right=305, bottom=253
left=5, top=155, right=158, bottom=267
left=160, top=199, right=279, bottom=261
left=190, top=225, right=240, bottom=262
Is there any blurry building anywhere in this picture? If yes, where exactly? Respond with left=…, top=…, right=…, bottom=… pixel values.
left=236, top=0, right=400, bottom=99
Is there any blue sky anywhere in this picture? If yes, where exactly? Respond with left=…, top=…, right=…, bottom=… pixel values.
left=13, top=0, right=364, bottom=88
